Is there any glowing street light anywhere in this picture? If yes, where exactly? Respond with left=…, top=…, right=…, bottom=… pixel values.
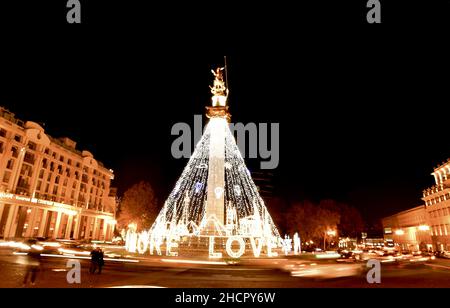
left=418, top=225, right=430, bottom=231
left=324, top=230, right=337, bottom=250
left=395, top=229, right=404, bottom=235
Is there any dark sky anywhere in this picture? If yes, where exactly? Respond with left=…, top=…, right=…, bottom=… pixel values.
left=1, top=1, right=449, bottom=224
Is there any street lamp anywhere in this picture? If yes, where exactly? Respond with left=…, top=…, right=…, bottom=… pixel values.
left=324, top=230, right=336, bottom=250
left=395, top=229, right=404, bottom=235
left=327, top=230, right=336, bottom=237
left=418, top=225, right=430, bottom=231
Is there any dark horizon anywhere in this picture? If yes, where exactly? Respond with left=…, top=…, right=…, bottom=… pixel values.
left=1, top=17, right=450, bottom=227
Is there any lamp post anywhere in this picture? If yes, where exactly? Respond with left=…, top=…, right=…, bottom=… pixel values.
left=324, top=230, right=336, bottom=251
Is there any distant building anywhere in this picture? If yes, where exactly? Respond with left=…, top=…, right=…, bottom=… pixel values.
left=382, top=159, right=450, bottom=252
left=362, top=237, right=385, bottom=249
left=382, top=205, right=432, bottom=251
left=422, top=159, right=450, bottom=251
left=0, top=107, right=116, bottom=241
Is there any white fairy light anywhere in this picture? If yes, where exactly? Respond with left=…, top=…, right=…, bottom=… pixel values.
left=234, top=185, right=241, bottom=197
left=125, top=68, right=282, bottom=258
left=214, top=187, right=224, bottom=199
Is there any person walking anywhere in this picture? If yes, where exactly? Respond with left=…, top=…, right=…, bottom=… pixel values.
left=97, top=248, right=104, bottom=274
left=89, top=248, right=99, bottom=274
left=23, top=239, right=42, bottom=286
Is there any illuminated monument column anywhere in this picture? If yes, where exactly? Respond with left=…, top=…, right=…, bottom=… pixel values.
left=203, top=67, right=230, bottom=233
left=126, top=66, right=283, bottom=257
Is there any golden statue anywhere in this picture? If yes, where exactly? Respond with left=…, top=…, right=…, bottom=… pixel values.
left=210, top=67, right=227, bottom=97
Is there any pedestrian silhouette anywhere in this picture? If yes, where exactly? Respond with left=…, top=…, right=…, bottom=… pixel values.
left=97, top=248, right=104, bottom=274
left=89, top=247, right=98, bottom=274
left=23, top=239, right=42, bottom=287
left=90, top=247, right=104, bottom=274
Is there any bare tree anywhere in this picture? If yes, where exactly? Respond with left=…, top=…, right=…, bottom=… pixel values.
left=117, top=181, right=159, bottom=231
left=337, top=203, right=365, bottom=238
left=286, top=200, right=340, bottom=244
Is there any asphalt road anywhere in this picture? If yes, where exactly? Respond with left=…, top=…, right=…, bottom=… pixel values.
left=1, top=249, right=450, bottom=288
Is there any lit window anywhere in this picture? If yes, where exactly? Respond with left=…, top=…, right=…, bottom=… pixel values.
left=11, top=146, right=18, bottom=158
left=6, top=159, right=14, bottom=170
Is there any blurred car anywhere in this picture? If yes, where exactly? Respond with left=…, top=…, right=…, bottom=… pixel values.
left=433, top=251, right=449, bottom=258
left=288, top=260, right=364, bottom=279
left=440, top=251, right=450, bottom=259
left=15, top=239, right=42, bottom=253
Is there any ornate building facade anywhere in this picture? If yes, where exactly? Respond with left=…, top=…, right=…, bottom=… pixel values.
left=383, top=159, right=450, bottom=252
left=422, top=159, right=450, bottom=251
left=382, top=205, right=432, bottom=251
left=0, top=107, right=116, bottom=241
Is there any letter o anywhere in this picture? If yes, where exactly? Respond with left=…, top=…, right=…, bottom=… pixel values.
left=226, top=236, right=245, bottom=259
left=137, top=231, right=149, bottom=254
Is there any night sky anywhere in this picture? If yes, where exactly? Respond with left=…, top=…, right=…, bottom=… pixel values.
left=1, top=1, right=449, bottom=226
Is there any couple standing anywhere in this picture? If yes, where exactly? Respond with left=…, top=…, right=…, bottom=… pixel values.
left=89, top=247, right=105, bottom=274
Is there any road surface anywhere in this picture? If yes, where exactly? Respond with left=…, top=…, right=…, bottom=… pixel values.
left=1, top=248, right=450, bottom=288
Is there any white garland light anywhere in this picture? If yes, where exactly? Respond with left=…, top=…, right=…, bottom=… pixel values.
left=125, top=68, right=283, bottom=259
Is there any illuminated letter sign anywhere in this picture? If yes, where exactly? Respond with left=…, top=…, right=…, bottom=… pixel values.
left=226, top=236, right=245, bottom=259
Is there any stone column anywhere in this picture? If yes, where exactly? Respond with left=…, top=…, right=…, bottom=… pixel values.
left=30, top=152, right=44, bottom=198
left=24, top=207, right=38, bottom=238
left=90, top=217, right=97, bottom=240
left=73, top=215, right=82, bottom=240
left=84, top=216, right=93, bottom=240
left=102, top=220, right=108, bottom=241
left=0, top=204, right=4, bottom=223
left=53, top=211, right=62, bottom=239
left=10, top=146, right=27, bottom=193
left=65, top=215, right=74, bottom=239
left=205, top=117, right=226, bottom=229
left=4, top=204, right=19, bottom=239
left=38, top=209, right=48, bottom=237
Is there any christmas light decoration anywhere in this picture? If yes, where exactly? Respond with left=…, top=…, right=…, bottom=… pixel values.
left=126, top=67, right=282, bottom=258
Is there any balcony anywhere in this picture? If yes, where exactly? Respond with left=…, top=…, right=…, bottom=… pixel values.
left=423, top=183, right=450, bottom=197
left=0, top=107, right=24, bottom=127
left=15, top=187, right=30, bottom=196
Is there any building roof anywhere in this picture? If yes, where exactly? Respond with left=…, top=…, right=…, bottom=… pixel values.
left=1, top=105, right=110, bottom=172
